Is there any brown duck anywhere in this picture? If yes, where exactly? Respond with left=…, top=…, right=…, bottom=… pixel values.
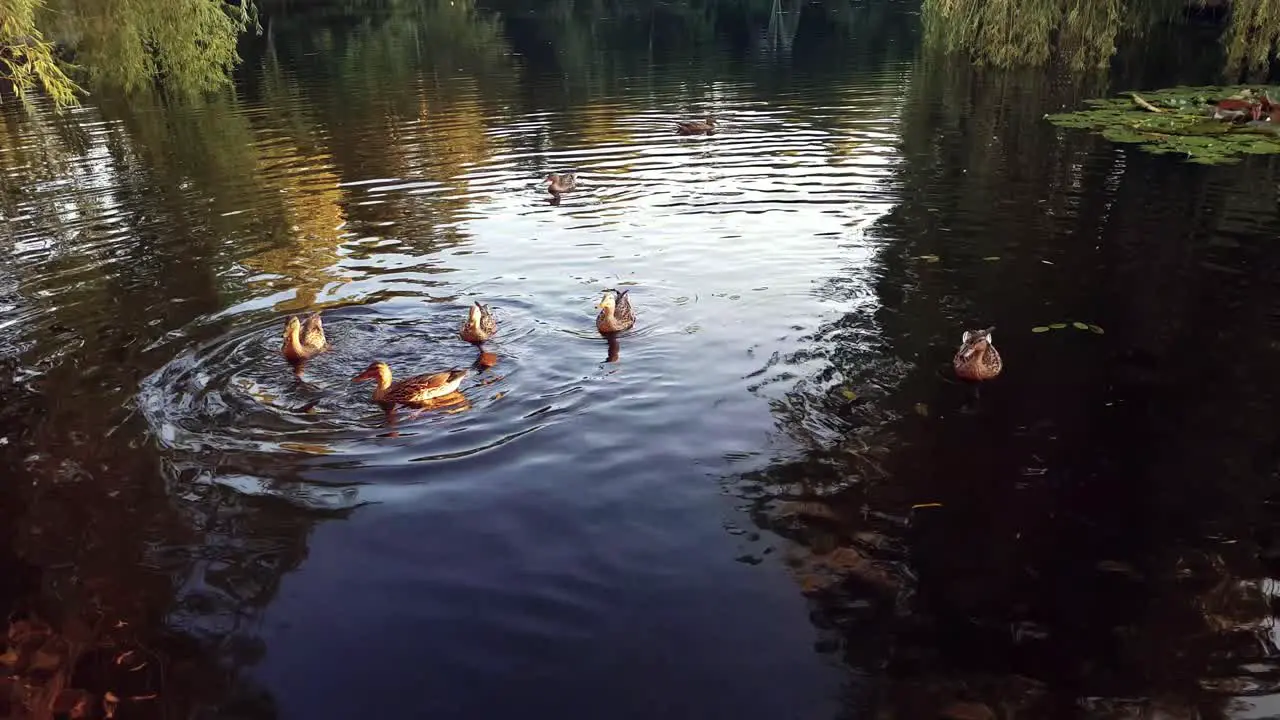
left=459, top=302, right=496, bottom=345
left=953, top=327, right=1002, bottom=381
left=544, top=173, right=576, bottom=198
left=596, top=289, right=635, bottom=335
left=352, top=362, right=469, bottom=407
left=282, top=312, right=328, bottom=364
left=676, top=117, right=717, bottom=135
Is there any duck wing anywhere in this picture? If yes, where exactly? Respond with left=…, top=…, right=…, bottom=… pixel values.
left=302, top=312, right=327, bottom=349
left=615, top=289, right=635, bottom=324
left=479, top=306, right=497, bottom=335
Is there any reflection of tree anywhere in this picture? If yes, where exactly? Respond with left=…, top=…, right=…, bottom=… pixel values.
left=741, top=48, right=1280, bottom=718
left=252, top=0, right=516, bottom=251
left=0, top=80, right=325, bottom=720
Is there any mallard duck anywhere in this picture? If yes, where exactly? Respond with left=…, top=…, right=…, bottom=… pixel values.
left=596, top=289, right=635, bottom=335
left=544, top=173, right=576, bottom=197
left=676, top=117, right=717, bottom=135
left=352, top=362, right=469, bottom=407
left=459, top=302, right=496, bottom=345
left=282, top=312, right=327, bottom=363
left=953, top=327, right=1002, bottom=381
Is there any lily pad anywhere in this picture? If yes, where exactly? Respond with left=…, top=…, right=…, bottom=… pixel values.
left=1046, top=85, right=1280, bottom=164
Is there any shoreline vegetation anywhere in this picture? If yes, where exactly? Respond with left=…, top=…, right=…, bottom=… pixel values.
left=4, top=0, right=1280, bottom=111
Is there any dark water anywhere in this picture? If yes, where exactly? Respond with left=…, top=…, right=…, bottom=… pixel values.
left=2, top=1, right=1280, bottom=718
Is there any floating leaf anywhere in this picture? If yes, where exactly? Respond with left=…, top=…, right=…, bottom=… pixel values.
left=1031, top=326, right=1051, bottom=333
left=840, top=387, right=857, bottom=400
left=916, top=254, right=941, bottom=263
left=983, top=256, right=1001, bottom=261
left=1046, top=84, right=1280, bottom=164
left=1072, top=322, right=1089, bottom=330
left=1050, top=323, right=1068, bottom=329
left=914, top=402, right=929, bottom=417
left=1087, top=324, right=1105, bottom=334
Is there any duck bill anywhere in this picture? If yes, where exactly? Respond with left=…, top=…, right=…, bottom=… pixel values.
left=352, top=369, right=378, bottom=383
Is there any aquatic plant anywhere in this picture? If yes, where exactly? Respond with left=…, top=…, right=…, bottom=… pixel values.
left=1046, top=85, right=1280, bottom=163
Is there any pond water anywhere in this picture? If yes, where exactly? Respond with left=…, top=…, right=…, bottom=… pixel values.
left=2, top=1, right=1280, bottom=718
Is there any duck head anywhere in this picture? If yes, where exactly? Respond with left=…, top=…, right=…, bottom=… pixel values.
left=956, top=327, right=995, bottom=359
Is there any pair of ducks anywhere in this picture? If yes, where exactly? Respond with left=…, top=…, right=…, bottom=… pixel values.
left=539, top=117, right=718, bottom=202
left=279, top=290, right=636, bottom=410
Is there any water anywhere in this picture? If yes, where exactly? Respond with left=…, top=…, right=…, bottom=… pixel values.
left=2, top=2, right=1280, bottom=718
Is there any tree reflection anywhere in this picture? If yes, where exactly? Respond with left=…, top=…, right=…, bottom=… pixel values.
left=743, top=46, right=1280, bottom=718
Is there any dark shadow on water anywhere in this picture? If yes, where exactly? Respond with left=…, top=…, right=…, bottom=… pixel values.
left=737, top=45, right=1280, bottom=718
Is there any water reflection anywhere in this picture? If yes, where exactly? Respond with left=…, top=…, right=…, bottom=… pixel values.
left=1, top=2, right=928, bottom=714
left=744, top=45, right=1280, bottom=717
left=13, top=0, right=1278, bottom=715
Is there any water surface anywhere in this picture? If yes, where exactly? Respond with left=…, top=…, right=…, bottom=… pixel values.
left=2, top=2, right=1279, bottom=718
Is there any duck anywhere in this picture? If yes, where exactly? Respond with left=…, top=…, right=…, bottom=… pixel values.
left=544, top=173, right=576, bottom=198
left=953, top=327, right=1002, bottom=381
left=282, top=312, right=327, bottom=364
left=352, top=362, right=469, bottom=407
left=676, top=117, right=717, bottom=135
left=459, top=302, right=497, bottom=345
left=596, top=289, right=635, bottom=335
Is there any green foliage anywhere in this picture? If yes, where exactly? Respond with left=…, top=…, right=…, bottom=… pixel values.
left=1, top=0, right=257, bottom=110
left=0, top=0, right=82, bottom=109
left=1045, top=85, right=1280, bottom=163
left=922, top=0, right=1280, bottom=74
left=1223, top=0, right=1280, bottom=75
left=923, top=0, right=1125, bottom=69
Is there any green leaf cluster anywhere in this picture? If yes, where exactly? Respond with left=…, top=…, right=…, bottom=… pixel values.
left=1045, top=85, right=1280, bottom=164
left=2, top=0, right=258, bottom=111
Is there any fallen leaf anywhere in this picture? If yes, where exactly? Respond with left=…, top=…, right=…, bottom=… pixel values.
left=840, top=387, right=857, bottom=400
left=1050, top=322, right=1068, bottom=329
left=1072, top=321, right=1089, bottom=330
left=1031, top=326, right=1050, bottom=333
left=916, top=254, right=941, bottom=263
left=911, top=502, right=944, bottom=510
left=1087, top=323, right=1105, bottom=334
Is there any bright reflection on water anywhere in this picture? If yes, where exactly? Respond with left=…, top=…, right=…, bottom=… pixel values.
left=0, top=2, right=913, bottom=716
left=6, top=1, right=1280, bottom=718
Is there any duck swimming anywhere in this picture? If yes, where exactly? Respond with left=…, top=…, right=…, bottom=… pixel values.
left=352, top=362, right=469, bottom=407
left=676, top=117, right=717, bottom=135
left=596, top=289, right=635, bottom=335
left=953, top=327, right=1002, bottom=381
left=544, top=173, right=576, bottom=198
left=459, top=302, right=497, bottom=345
left=282, top=312, right=327, bottom=364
